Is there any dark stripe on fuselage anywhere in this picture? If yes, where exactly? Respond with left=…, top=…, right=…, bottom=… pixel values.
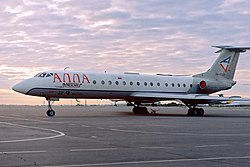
left=26, top=87, right=188, bottom=99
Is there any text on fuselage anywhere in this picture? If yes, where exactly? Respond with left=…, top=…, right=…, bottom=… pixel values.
left=53, top=73, right=90, bottom=84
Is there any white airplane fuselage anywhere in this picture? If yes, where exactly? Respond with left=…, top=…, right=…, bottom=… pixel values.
left=13, top=71, right=195, bottom=101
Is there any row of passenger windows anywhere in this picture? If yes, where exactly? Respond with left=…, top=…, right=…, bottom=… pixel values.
left=93, top=80, right=193, bottom=88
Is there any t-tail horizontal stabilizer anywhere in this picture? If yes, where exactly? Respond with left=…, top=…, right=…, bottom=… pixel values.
left=192, top=45, right=250, bottom=94
left=194, top=45, right=250, bottom=81
left=213, top=46, right=250, bottom=52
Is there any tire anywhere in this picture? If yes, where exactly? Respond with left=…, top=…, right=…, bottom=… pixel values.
left=47, top=109, right=55, bottom=117
left=198, top=108, right=204, bottom=116
left=193, top=109, right=199, bottom=116
left=133, top=107, right=149, bottom=115
left=187, top=108, right=195, bottom=116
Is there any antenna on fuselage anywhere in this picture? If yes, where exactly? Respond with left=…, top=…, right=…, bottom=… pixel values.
left=64, top=66, right=69, bottom=71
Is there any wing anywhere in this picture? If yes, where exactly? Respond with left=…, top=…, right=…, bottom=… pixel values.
left=128, top=92, right=250, bottom=105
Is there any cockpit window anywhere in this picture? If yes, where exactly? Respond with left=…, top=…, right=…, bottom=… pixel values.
left=34, top=72, right=53, bottom=78
left=34, top=73, right=41, bottom=77
left=35, top=72, right=47, bottom=77
left=46, top=73, right=53, bottom=77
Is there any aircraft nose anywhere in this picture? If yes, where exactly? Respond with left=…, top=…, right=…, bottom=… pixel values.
left=12, top=81, right=29, bottom=94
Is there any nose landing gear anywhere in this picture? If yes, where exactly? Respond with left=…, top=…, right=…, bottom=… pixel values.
left=46, top=98, right=58, bottom=117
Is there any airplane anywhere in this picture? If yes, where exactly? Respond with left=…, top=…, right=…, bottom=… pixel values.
left=12, top=45, right=250, bottom=117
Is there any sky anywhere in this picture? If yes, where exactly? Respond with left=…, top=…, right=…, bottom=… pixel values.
left=1, top=0, right=250, bottom=105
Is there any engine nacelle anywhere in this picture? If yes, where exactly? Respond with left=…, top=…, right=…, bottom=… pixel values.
left=199, top=80, right=207, bottom=89
left=194, top=78, right=234, bottom=94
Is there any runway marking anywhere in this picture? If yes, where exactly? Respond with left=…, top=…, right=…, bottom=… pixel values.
left=0, top=150, right=46, bottom=154
left=168, top=132, right=250, bottom=137
left=81, top=125, right=91, bottom=127
left=109, top=127, right=250, bottom=137
left=44, top=155, right=250, bottom=167
left=0, top=115, right=55, bottom=124
left=141, top=146, right=174, bottom=149
left=97, top=127, right=105, bottom=130
left=10, top=114, right=21, bottom=117
left=0, top=122, right=65, bottom=143
left=70, top=148, right=117, bottom=152
left=140, top=124, right=175, bottom=127
left=110, top=128, right=162, bottom=134
left=195, top=144, right=228, bottom=148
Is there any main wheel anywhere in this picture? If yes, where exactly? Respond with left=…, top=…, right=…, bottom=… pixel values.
left=47, top=109, right=55, bottom=117
left=197, top=108, right=204, bottom=116
left=133, top=107, right=139, bottom=114
left=187, top=108, right=204, bottom=116
left=133, top=107, right=149, bottom=115
left=193, top=108, right=199, bottom=116
left=187, top=108, right=194, bottom=116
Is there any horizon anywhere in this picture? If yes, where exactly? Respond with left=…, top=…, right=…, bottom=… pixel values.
left=1, top=0, right=250, bottom=105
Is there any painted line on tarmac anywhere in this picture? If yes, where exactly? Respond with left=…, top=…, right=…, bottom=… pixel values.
left=195, top=144, right=228, bottom=148
left=141, top=146, right=174, bottom=149
left=70, top=148, right=117, bottom=152
left=169, top=132, right=250, bottom=137
left=0, top=115, right=56, bottom=124
left=0, top=122, right=65, bottom=143
left=44, top=155, right=250, bottom=167
left=81, top=125, right=91, bottom=127
left=110, top=128, right=162, bottom=134
left=0, top=150, right=47, bottom=154
left=109, top=127, right=250, bottom=137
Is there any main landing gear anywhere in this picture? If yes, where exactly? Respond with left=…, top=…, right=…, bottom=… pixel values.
left=187, top=107, right=204, bottom=116
left=132, top=106, right=149, bottom=115
left=46, top=98, right=56, bottom=117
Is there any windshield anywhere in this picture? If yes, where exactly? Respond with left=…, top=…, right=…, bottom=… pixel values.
left=34, top=72, right=47, bottom=77
left=46, top=73, right=53, bottom=77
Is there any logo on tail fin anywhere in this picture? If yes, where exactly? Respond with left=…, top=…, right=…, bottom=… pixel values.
left=219, top=56, right=231, bottom=72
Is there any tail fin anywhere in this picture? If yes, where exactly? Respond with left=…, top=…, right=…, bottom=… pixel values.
left=194, top=46, right=250, bottom=81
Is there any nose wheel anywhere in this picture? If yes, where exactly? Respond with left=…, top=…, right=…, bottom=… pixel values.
left=47, top=109, right=55, bottom=117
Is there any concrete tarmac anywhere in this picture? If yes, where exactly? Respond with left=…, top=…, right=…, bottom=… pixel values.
left=1, top=105, right=250, bottom=166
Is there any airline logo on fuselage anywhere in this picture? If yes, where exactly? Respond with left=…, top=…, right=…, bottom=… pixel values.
left=219, top=56, right=231, bottom=72
left=53, top=73, right=90, bottom=88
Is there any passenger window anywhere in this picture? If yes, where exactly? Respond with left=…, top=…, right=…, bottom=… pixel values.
left=172, top=83, right=175, bottom=87
left=115, top=81, right=119, bottom=85
left=144, top=82, right=147, bottom=86
left=93, top=80, right=97, bottom=84
left=130, top=81, right=133, bottom=86
left=123, top=81, right=126, bottom=85
left=157, top=82, right=160, bottom=86
left=150, top=82, right=153, bottom=86
left=183, top=84, right=186, bottom=87
left=177, top=83, right=180, bottom=87
left=101, top=80, right=105, bottom=85
left=137, top=82, right=140, bottom=86
left=190, top=84, right=193, bottom=88
left=165, top=83, right=168, bottom=87
left=108, top=81, right=112, bottom=85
